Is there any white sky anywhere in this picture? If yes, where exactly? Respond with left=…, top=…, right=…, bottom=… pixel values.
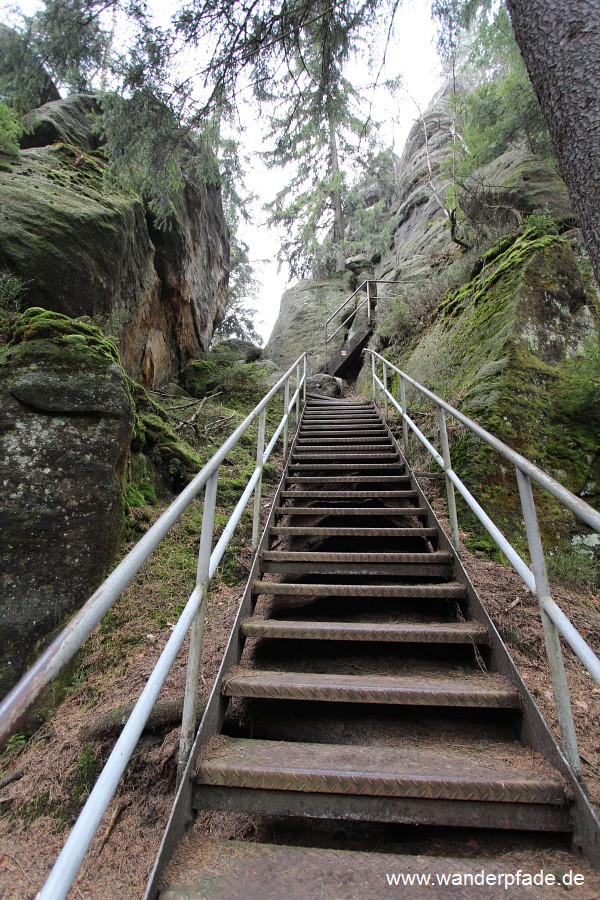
left=241, top=0, right=443, bottom=342
left=5, top=0, right=443, bottom=344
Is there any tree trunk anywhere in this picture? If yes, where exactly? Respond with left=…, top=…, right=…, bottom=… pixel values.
left=506, top=0, right=600, bottom=286
left=328, top=112, right=346, bottom=272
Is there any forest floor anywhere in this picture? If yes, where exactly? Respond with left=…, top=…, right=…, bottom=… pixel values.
left=0, top=411, right=599, bottom=898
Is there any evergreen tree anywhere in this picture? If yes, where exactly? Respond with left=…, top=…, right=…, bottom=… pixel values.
left=262, top=3, right=379, bottom=278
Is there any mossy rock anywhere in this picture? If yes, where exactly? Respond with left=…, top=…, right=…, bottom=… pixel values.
left=20, top=94, right=102, bottom=152
left=383, top=219, right=599, bottom=546
left=0, top=309, right=133, bottom=697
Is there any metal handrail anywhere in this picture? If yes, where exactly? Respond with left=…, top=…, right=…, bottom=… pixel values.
left=0, top=353, right=307, bottom=900
left=366, top=348, right=600, bottom=780
left=323, top=279, right=402, bottom=364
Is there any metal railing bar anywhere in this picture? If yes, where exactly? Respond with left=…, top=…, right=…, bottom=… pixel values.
left=367, top=348, right=600, bottom=776
left=325, top=296, right=369, bottom=345
left=209, top=467, right=262, bottom=580
left=322, top=279, right=405, bottom=329
left=375, top=372, right=534, bottom=587
left=371, top=351, right=600, bottom=533
left=34, top=354, right=308, bottom=897
left=542, top=597, right=600, bottom=686
left=375, top=375, right=444, bottom=468
left=446, top=469, right=535, bottom=591
left=0, top=354, right=306, bottom=748
left=38, top=583, right=206, bottom=900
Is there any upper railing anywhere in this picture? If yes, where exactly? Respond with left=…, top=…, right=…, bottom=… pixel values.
left=323, top=279, right=401, bottom=365
left=366, top=349, right=600, bottom=780
left=0, top=353, right=307, bottom=900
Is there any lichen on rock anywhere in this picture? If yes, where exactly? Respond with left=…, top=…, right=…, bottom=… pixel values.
left=0, top=308, right=133, bottom=697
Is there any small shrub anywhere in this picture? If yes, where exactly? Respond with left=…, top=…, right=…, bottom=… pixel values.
left=0, top=271, right=27, bottom=315
left=546, top=545, right=599, bottom=591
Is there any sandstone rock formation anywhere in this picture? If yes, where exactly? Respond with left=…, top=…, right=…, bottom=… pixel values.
left=0, top=95, right=229, bottom=387
left=0, top=310, right=133, bottom=695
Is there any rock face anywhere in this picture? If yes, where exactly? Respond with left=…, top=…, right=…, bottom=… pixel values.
left=0, top=96, right=229, bottom=387
left=263, top=272, right=354, bottom=373
left=0, top=310, right=133, bottom=696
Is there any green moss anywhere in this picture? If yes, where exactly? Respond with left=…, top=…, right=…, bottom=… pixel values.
left=8, top=307, right=120, bottom=364
left=377, top=215, right=599, bottom=554
left=435, top=218, right=564, bottom=322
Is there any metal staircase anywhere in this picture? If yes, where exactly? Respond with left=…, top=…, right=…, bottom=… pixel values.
left=3, top=347, right=599, bottom=898
left=153, top=395, right=598, bottom=897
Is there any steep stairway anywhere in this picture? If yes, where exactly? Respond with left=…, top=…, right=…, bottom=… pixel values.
left=158, top=397, right=579, bottom=896
left=324, top=323, right=373, bottom=377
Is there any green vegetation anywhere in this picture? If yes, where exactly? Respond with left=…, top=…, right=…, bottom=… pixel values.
left=0, top=270, right=27, bottom=327
left=0, top=100, right=22, bottom=155
left=375, top=214, right=599, bottom=555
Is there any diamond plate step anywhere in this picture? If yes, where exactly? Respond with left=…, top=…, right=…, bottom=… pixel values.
left=222, top=669, right=521, bottom=708
left=288, top=464, right=405, bottom=472
left=280, top=490, right=418, bottom=499
left=270, top=525, right=438, bottom=537
left=241, top=619, right=489, bottom=644
left=253, top=582, right=466, bottom=599
left=196, top=737, right=564, bottom=804
left=275, top=506, right=428, bottom=517
left=285, top=475, right=411, bottom=484
left=262, top=550, right=452, bottom=563
left=160, top=839, right=576, bottom=900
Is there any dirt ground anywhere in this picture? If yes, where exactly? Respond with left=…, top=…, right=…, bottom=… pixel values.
left=0, top=426, right=599, bottom=898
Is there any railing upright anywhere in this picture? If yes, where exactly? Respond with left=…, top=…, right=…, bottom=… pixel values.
left=283, top=379, right=290, bottom=459
left=382, top=360, right=389, bottom=422
left=251, top=408, right=267, bottom=551
left=515, top=468, right=582, bottom=777
left=178, top=470, right=219, bottom=782
left=438, top=407, right=460, bottom=552
left=400, top=375, right=409, bottom=466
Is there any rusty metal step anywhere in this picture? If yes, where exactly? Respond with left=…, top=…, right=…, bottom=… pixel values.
left=241, top=619, right=488, bottom=644
left=253, top=582, right=467, bottom=599
left=285, top=475, right=411, bottom=484
left=296, top=437, right=392, bottom=445
left=222, top=670, right=520, bottom=708
left=300, top=425, right=387, bottom=432
left=160, top=839, right=576, bottom=900
left=280, top=490, right=418, bottom=500
left=294, top=443, right=394, bottom=452
left=196, top=736, right=564, bottom=804
left=275, top=506, right=427, bottom=517
left=262, top=550, right=451, bottom=563
left=288, top=463, right=405, bottom=472
left=271, top=525, right=437, bottom=537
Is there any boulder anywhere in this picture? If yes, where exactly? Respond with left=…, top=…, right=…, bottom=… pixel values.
left=20, top=94, right=102, bottom=151
left=305, top=373, right=343, bottom=398
left=210, top=338, right=262, bottom=363
left=0, top=309, right=134, bottom=696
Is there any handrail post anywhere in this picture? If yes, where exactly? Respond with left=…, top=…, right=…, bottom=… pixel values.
left=178, top=469, right=219, bottom=782
left=295, top=362, right=300, bottom=422
left=371, top=352, right=378, bottom=408
left=382, top=360, right=389, bottom=422
left=438, top=406, right=460, bottom=552
left=283, top=379, right=290, bottom=459
left=367, top=280, right=372, bottom=324
left=515, top=468, right=582, bottom=778
left=400, top=375, right=409, bottom=466
left=302, top=354, right=307, bottom=402
left=252, top=408, right=267, bottom=551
